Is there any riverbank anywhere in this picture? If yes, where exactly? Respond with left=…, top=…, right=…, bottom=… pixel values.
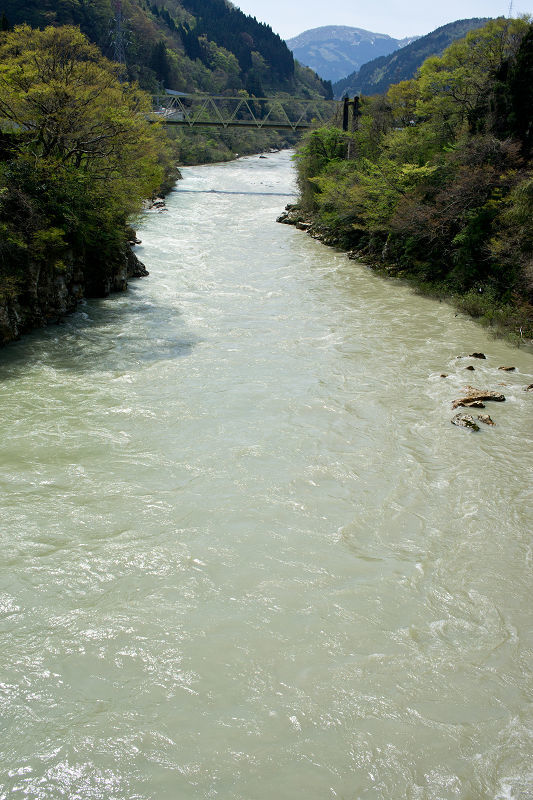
left=289, top=21, right=533, bottom=347
left=0, top=132, right=297, bottom=349
left=278, top=203, right=533, bottom=347
left=0, top=27, right=182, bottom=350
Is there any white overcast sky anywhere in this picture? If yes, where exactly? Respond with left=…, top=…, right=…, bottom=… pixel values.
left=233, top=0, right=531, bottom=39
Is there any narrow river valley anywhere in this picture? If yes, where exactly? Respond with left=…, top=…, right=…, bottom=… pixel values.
left=1, top=151, right=532, bottom=799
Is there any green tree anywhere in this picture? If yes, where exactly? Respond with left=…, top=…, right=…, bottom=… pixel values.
left=0, top=25, right=163, bottom=195
left=0, top=24, right=167, bottom=295
left=417, top=17, right=530, bottom=136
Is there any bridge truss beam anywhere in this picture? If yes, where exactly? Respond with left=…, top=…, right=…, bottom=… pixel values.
left=150, top=94, right=337, bottom=131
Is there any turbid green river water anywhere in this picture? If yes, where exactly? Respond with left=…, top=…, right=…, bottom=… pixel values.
left=1, top=151, right=532, bottom=800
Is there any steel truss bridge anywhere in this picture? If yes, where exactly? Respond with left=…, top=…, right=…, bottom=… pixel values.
left=150, top=93, right=337, bottom=131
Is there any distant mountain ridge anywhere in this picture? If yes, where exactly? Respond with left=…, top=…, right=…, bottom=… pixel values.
left=333, top=18, right=491, bottom=97
left=286, top=25, right=418, bottom=83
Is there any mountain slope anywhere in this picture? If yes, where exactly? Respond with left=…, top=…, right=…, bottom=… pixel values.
left=1, top=0, right=331, bottom=98
left=333, top=18, right=491, bottom=97
left=287, top=25, right=417, bottom=83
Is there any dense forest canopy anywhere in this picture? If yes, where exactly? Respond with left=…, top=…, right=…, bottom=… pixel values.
left=296, top=18, right=533, bottom=339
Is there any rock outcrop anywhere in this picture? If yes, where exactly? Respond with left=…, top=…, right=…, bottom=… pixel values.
left=451, top=386, right=506, bottom=409
left=0, top=241, right=147, bottom=347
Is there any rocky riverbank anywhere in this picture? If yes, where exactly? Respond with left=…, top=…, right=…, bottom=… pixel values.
left=277, top=204, right=533, bottom=346
left=0, top=240, right=147, bottom=347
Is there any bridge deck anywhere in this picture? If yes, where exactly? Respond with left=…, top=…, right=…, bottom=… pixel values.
left=161, top=119, right=314, bottom=130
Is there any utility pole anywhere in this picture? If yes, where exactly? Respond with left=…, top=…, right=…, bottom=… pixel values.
left=112, top=0, right=127, bottom=66
left=342, top=96, right=350, bottom=131
left=344, top=96, right=361, bottom=159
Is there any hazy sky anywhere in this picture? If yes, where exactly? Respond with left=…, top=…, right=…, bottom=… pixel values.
left=233, top=0, right=530, bottom=39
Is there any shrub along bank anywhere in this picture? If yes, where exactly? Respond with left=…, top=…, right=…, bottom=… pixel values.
left=292, top=18, right=533, bottom=342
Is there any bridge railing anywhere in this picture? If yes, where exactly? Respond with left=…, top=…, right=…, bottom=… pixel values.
left=150, top=93, right=337, bottom=131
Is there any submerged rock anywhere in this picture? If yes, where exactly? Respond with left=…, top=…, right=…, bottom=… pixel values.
left=451, top=413, right=480, bottom=431
left=440, top=373, right=449, bottom=378
left=498, top=366, right=516, bottom=371
left=470, top=352, right=486, bottom=359
left=525, top=384, right=533, bottom=392
left=477, top=414, right=495, bottom=426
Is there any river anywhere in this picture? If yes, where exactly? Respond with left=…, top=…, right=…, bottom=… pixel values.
left=1, top=151, right=532, bottom=799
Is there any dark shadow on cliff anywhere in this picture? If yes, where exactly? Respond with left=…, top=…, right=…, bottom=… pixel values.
left=0, top=282, right=198, bottom=382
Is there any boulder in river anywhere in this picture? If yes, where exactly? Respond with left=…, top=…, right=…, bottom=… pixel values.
left=465, top=365, right=475, bottom=371
left=440, top=373, right=449, bottom=378
left=451, top=413, right=480, bottom=431
left=477, top=414, right=495, bottom=426
left=451, top=387, right=505, bottom=409
left=454, top=399, right=486, bottom=408
left=469, top=352, right=486, bottom=359
left=498, top=366, right=516, bottom=371
left=525, top=384, right=533, bottom=392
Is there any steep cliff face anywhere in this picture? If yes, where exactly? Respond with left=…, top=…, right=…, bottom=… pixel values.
left=0, top=245, right=147, bottom=346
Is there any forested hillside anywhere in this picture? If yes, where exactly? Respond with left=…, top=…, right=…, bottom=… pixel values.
left=292, top=18, right=533, bottom=340
left=1, top=0, right=332, bottom=165
left=333, top=18, right=490, bottom=97
left=1, top=0, right=331, bottom=98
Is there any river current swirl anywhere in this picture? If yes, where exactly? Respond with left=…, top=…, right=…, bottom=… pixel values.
left=0, top=152, right=532, bottom=799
